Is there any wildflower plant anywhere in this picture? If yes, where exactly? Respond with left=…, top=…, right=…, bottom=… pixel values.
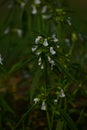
left=30, top=31, right=77, bottom=130
left=26, top=1, right=82, bottom=129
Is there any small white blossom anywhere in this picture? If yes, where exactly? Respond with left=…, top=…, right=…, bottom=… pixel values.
left=38, top=57, right=41, bottom=62
left=48, top=56, right=51, bottom=62
left=41, top=101, right=46, bottom=110
left=16, top=29, right=22, bottom=37
left=36, top=51, right=41, bottom=55
left=67, top=17, right=72, bottom=26
left=48, top=56, right=55, bottom=70
left=32, top=46, right=38, bottom=52
left=50, top=60, right=55, bottom=70
left=4, top=27, right=10, bottom=34
left=67, top=20, right=71, bottom=26
left=41, top=5, right=47, bottom=13
left=50, top=47, right=56, bottom=55
left=34, top=0, right=41, bottom=4
left=52, top=34, right=59, bottom=42
left=38, top=62, right=41, bottom=66
left=34, top=98, right=39, bottom=104
left=59, top=89, right=65, bottom=98
left=0, top=54, right=3, bottom=65
left=57, top=45, right=60, bottom=48
left=32, top=5, right=37, bottom=14
left=41, top=64, right=44, bottom=69
left=54, top=99, right=58, bottom=104
left=38, top=57, right=42, bottom=66
left=35, top=36, right=42, bottom=44
left=43, top=39, right=48, bottom=47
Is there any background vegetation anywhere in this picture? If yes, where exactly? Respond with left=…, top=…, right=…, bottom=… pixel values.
left=0, top=0, right=87, bottom=130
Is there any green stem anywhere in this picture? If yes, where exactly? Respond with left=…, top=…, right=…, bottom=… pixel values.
left=44, top=59, right=51, bottom=130
left=46, top=109, right=51, bottom=130
left=51, top=109, right=55, bottom=130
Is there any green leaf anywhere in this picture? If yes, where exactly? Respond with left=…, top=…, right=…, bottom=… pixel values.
left=8, top=59, right=32, bottom=75
left=54, top=59, right=76, bottom=82
left=59, top=109, right=78, bottom=130
left=0, top=96, right=15, bottom=114
left=15, top=104, right=35, bottom=129
left=29, top=68, right=42, bottom=103
left=56, top=120, right=64, bottom=130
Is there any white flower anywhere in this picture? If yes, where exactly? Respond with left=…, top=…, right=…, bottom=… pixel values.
left=32, top=5, right=37, bottom=14
left=38, top=62, right=41, bottom=66
left=48, top=56, right=51, bottom=62
left=41, top=64, right=44, bottom=69
left=20, top=2, right=26, bottom=8
left=54, top=99, right=58, bottom=104
left=38, top=57, right=41, bottom=62
left=43, top=39, right=48, bottom=46
left=34, top=98, right=39, bottom=104
left=35, top=36, right=42, bottom=44
left=34, top=0, right=41, bottom=4
left=41, top=5, right=47, bottom=13
left=32, top=46, right=38, bottom=52
left=50, top=47, right=56, bottom=55
left=41, top=101, right=46, bottom=110
left=52, top=34, right=59, bottom=42
left=56, top=45, right=60, bottom=48
left=38, top=57, right=42, bottom=66
left=4, top=27, right=10, bottom=34
left=67, top=17, right=71, bottom=26
left=16, top=29, right=22, bottom=37
left=48, top=56, right=55, bottom=70
left=50, top=60, right=55, bottom=70
left=0, top=54, right=3, bottom=65
left=59, top=89, right=65, bottom=98
left=36, top=51, right=41, bottom=55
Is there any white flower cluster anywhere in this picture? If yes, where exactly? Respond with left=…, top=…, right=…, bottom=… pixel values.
left=31, top=0, right=51, bottom=20
left=34, top=98, right=46, bottom=111
left=32, top=35, right=59, bottom=70
left=33, top=89, right=65, bottom=110
left=32, top=0, right=41, bottom=14
left=54, top=89, right=65, bottom=104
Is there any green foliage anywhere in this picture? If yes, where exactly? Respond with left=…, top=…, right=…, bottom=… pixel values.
left=0, top=0, right=87, bottom=130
